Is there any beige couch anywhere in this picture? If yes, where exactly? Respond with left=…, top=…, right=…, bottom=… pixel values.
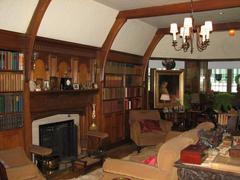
left=129, top=110, right=173, bottom=150
left=102, top=122, right=214, bottom=180
left=0, top=147, right=45, bottom=180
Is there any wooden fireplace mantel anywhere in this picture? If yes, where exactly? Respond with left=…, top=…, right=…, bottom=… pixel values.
left=30, top=89, right=98, bottom=120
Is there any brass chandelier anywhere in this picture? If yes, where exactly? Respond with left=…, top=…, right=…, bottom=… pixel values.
left=170, top=0, right=213, bottom=54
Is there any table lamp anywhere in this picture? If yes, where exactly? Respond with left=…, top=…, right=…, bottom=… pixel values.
left=160, top=94, right=170, bottom=103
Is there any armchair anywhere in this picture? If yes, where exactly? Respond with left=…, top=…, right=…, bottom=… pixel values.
left=129, top=110, right=173, bottom=151
left=0, top=147, right=46, bottom=180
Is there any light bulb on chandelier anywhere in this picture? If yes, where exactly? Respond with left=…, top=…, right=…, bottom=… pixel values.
left=170, top=0, right=213, bottom=54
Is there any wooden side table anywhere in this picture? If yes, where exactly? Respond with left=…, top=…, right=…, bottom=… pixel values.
left=29, top=144, right=52, bottom=164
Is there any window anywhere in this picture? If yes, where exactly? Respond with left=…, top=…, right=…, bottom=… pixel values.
left=210, top=69, right=227, bottom=92
left=232, top=69, right=240, bottom=93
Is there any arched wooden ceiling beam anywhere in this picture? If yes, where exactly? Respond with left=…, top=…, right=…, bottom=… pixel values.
left=24, top=0, right=51, bottom=155
left=142, top=22, right=240, bottom=80
left=25, top=0, right=52, bottom=81
left=98, top=17, right=127, bottom=80
left=142, top=29, right=167, bottom=80
left=118, top=0, right=240, bottom=19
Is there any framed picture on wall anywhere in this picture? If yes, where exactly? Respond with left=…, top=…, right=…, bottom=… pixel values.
left=73, top=83, right=79, bottom=90
left=150, top=69, right=184, bottom=109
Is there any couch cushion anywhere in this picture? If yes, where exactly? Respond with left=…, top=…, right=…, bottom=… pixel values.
left=129, top=110, right=160, bottom=124
left=139, top=131, right=166, bottom=146
left=196, top=122, right=215, bottom=131
left=139, top=119, right=162, bottom=133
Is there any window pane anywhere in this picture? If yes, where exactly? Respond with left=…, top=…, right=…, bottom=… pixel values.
left=210, top=69, right=227, bottom=92
left=232, top=68, right=240, bottom=93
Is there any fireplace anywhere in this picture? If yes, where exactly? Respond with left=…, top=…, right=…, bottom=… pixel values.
left=39, top=120, right=77, bottom=160
left=32, top=114, right=81, bottom=158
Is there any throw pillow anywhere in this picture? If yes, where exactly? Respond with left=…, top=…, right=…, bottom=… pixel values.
left=139, top=119, right=162, bottom=133
left=143, top=155, right=157, bottom=166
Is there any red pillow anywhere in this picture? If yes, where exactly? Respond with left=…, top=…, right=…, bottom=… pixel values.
left=143, top=155, right=157, bottom=166
left=139, top=119, right=162, bottom=133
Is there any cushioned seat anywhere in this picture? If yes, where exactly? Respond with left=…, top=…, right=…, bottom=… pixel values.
left=0, top=147, right=45, bottom=180
left=129, top=110, right=173, bottom=151
left=102, top=122, right=215, bottom=180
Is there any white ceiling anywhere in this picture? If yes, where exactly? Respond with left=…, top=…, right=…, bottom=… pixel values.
left=94, top=0, right=240, bottom=28
left=141, top=7, right=240, bottom=28
left=94, top=0, right=190, bottom=11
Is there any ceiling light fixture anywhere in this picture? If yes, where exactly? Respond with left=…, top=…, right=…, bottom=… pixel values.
left=170, top=0, right=213, bottom=54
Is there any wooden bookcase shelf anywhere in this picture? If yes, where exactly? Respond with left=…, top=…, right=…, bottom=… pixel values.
left=30, top=89, right=98, bottom=95
left=102, top=61, right=143, bottom=143
left=0, top=50, right=24, bottom=133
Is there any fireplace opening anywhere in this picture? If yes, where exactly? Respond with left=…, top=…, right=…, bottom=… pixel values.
left=39, top=120, right=78, bottom=161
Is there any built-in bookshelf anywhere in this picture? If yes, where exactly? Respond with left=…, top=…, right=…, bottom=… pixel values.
left=103, top=61, right=143, bottom=143
left=104, top=62, right=143, bottom=112
left=0, top=50, right=24, bottom=131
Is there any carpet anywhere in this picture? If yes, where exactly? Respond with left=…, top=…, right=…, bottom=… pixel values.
left=69, top=146, right=157, bottom=180
left=69, top=168, right=103, bottom=180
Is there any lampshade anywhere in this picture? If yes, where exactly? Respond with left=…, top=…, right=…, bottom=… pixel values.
left=200, top=25, right=207, bottom=36
left=183, top=17, right=193, bottom=28
left=170, top=23, right=178, bottom=33
left=204, top=21, right=213, bottom=31
left=160, top=94, right=170, bottom=101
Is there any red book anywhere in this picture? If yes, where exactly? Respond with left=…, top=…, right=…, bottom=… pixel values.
left=180, top=144, right=208, bottom=164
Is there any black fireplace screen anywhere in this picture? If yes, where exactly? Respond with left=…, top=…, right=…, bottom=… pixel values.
left=39, top=120, right=77, bottom=161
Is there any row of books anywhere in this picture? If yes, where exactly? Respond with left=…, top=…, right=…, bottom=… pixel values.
left=0, top=73, right=24, bottom=92
left=0, top=113, right=23, bottom=130
left=0, top=51, right=24, bottom=70
left=105, top=74, right=123, bottom=87
left=105, top=61, right=142, bottom=75
left=0, top=93, right=23, bottom=113
left=124, top=75, right=142, bottom=87
left=125, top=87, right=142, bottom=98
left=103, top=100, right=124, bottom=114
left=125, top=97, right=142, bottom=110
left=103, top=87, right=125, bottom=100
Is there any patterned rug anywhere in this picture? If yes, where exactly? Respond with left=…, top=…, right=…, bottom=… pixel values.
left=69, top=168, right=103, bottom=180
left=69, top=146, right=157, bottom=180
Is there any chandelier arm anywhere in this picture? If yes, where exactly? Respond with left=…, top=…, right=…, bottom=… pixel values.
left=196, top=26, right=205, bottom=52
left=172, top=41, right=183, bottom=51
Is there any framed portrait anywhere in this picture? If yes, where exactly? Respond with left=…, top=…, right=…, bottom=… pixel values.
left=150, top=69, right=184, bottom=109
left=73, top=83, right=79, bottom=90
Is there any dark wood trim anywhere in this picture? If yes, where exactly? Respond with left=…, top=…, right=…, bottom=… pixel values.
left=213, top=22, right=240, bottom=31
left=24, top=0, right=51, bottom=156
left=30, top=89, right=98, bottom=120
left=118, top=0, right=240, bottom=19
left=98, top=17, right=127, bottom=81
left=0, top=29, right=27, bottom=51
left=142, top=29, right=165, bottom=80
left=150, top=57, right=240, bottom=61
left=35, top=36, right=99, bottom=58
left=108, top=50, right=143, bottom=65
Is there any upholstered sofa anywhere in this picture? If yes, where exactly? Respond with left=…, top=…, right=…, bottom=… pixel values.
left=0, top=147, right=45, bottom=180
left=129, top=110, right=173, bottom=150
left=102, top=122, right=215, bottom=180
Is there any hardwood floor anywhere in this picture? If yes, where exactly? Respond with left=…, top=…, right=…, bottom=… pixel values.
left=47, top=142, right=136, bottom=180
